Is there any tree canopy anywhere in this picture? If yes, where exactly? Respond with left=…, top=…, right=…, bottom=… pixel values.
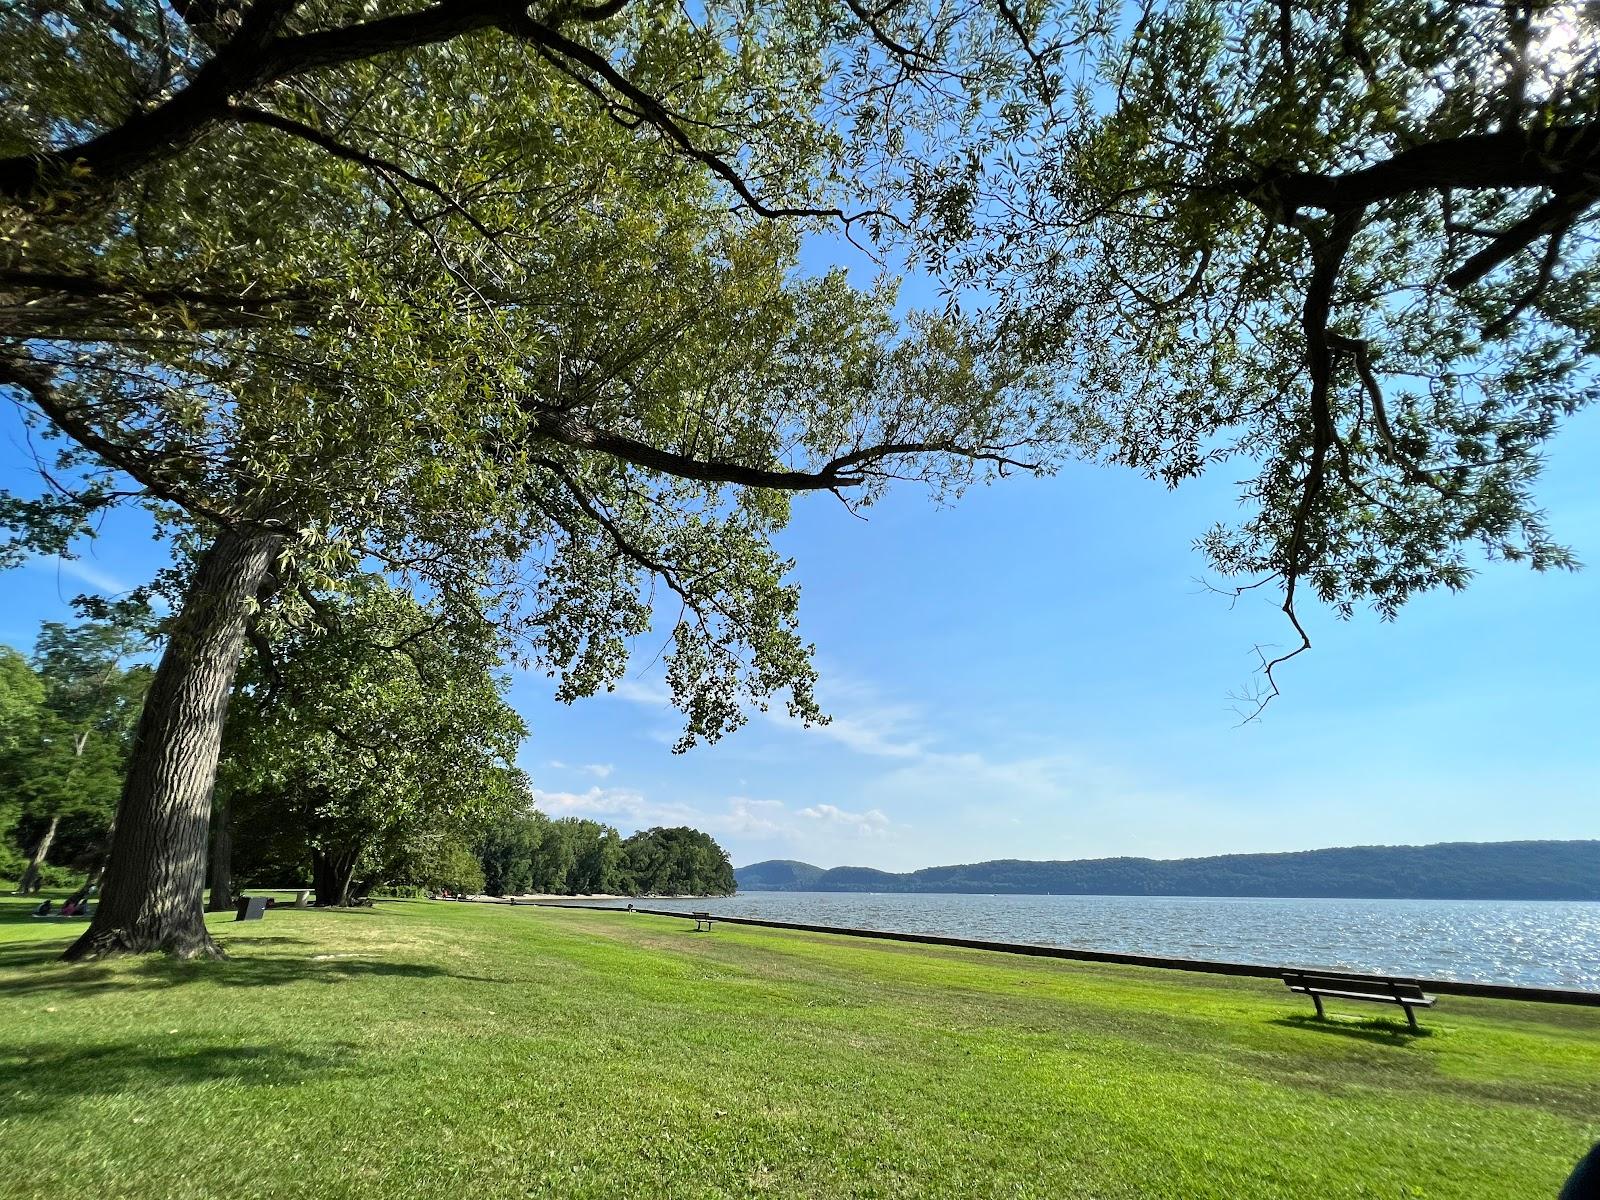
left=475, top=812, right=736, bottom=896
left=967, top=0, right=1600, bottom=708
left=0, top=619, right=150, bottom=891
left=219, top=578, right=526, bottom=906
left=622, top=826, right=737, bottom=896
left=0, top=0, right=1089, bottom=743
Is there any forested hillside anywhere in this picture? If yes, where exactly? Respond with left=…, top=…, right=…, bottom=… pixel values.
left=736, top=841, right=1600, bottom=900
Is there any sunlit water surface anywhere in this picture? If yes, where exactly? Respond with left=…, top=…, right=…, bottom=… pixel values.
left=612, top=892, right=1600, bottom=989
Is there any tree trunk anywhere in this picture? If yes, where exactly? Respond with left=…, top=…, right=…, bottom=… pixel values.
left=67, top=855, right=106, bottom=906
left=206, top=793, right=234, bottom=912
left=312, top=846, right=360, bottom=908
left=15, top=813, right=60, bottom=895
left=63, top=527, right=281, bottom=961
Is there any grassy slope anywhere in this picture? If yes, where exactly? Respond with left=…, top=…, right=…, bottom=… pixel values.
left=1, top=894, right=1596, bottom=1199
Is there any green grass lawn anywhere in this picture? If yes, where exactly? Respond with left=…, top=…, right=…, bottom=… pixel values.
left=1, top=893, right=1596, bottom=1199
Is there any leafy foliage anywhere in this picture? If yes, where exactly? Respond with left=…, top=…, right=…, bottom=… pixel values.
left=476, top=812, right=734, bottom=895
left=621, top=825, right=737, bottom=895
left=0, top=0, right=1091, bottom=747
left=220, top=578, right=526, bottom=903
left=953, top=0, right=1600, bottom=707
left=0, top=620, right=149, bottom=885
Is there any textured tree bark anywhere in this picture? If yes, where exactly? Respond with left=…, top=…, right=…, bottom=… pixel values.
left=15, top=813, right=61, bottom=895
left=63, top=527, right=281, bottom=960
left=206, top=794, right=234, bottom=912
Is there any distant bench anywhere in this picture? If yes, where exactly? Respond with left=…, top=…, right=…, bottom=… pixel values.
left=690, top=912, right=714, bottom=932
left=233, top=889, right=310, bottom=921
left=1283, top=969, right=1436, bottom=1030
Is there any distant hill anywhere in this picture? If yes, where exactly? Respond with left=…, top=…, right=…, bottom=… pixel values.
left=734, top=840, right=1600, bottom=900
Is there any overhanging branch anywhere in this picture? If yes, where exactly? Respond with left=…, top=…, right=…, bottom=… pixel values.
left=0, top=354, right=286, bottom=535
left=528, top=408, right=1042, bottom=491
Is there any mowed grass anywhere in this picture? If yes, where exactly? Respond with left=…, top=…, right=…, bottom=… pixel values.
left=1, top=894, right=1597, bottom=1199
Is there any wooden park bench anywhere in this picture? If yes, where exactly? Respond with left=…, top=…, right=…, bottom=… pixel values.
left=1282, top=969, right=1436, bottom=1030
left=690, top=912, right=714, bottom=932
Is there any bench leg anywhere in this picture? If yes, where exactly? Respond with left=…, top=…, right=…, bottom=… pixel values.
left=1311, top=994, right=1325, bottom=1019
left=1402, top=1003, right=1419, bottom=1032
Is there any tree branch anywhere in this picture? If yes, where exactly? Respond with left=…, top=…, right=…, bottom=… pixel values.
left=1232, top=124, right=1600, bottom=215
left=499, top=11, right=870, bottom=224
left=226, top=104, right=503, bottom=243
left=531, top=456, right=696, bottom=607
left=528, top=408, right=1041, bottom=491
left=1444, top=186, right=1600, bottom=290
left=0, top=354, right=281, bottom=534
left=0, top=0, right=513, bottom=204
left=0, top=0, right=880, bottom=231
left=0, top=267, right=313, bottom=332
left=1246, top=211, right=1358, bottom=719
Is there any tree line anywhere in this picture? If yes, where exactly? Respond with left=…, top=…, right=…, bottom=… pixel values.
left=0, top=622, right=148, bottom=895
left=3, top=0, right=1596, bottom=958
left=2, top=606, right=734, bottom=905
left=478, top=817, right=734, bottom=897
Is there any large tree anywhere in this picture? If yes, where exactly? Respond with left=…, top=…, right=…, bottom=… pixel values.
left=969, top=0, right=1600, bottom=711
left=1, top=0, right=1087, bottom=957
left=219, top=579, right=526, bottom=907
left=622, top=825, right=736, bottom=895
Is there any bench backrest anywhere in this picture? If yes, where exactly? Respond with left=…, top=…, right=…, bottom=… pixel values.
left=1282, top=970, right=1428, bottom=1001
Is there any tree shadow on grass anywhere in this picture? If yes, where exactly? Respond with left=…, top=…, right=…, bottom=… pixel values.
left=1270, top=1013, right=1434, bottom=1044
left=0, top=953, right=455, bottom=999
left=0, top=1038, right=356, bottom=1117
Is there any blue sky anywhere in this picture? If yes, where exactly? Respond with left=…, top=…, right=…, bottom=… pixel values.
left=5, top=388, right=1597, bottom=871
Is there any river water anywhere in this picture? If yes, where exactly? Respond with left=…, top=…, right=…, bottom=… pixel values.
left=616, top=892, right=1600, bottom=989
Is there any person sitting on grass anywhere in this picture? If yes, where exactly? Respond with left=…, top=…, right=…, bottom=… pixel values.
left=30, top=898, right=53, bottom=918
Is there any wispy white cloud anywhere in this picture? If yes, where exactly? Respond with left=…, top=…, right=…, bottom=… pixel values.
left=31, top=555, right=132, bottom=596
left=810, top=713, right=927, bottom=759
left=798, top=803, right=892, bottom=837
left=531, top=785, right=658, bottom=821
left=529, top=786, right=809, bottom=843
left=721, top=797, right=791, bottom=838
left=545, top=760, right=614, bottom=778
left=740, top=668, right=1216, bottom=863
left=612, top=667, right=930, bottom=759
left=761, top=675, right=928, bottom=759
left=25, top=555, right=172, bottom=617
left=589, top=667, right=1201, bottom=863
